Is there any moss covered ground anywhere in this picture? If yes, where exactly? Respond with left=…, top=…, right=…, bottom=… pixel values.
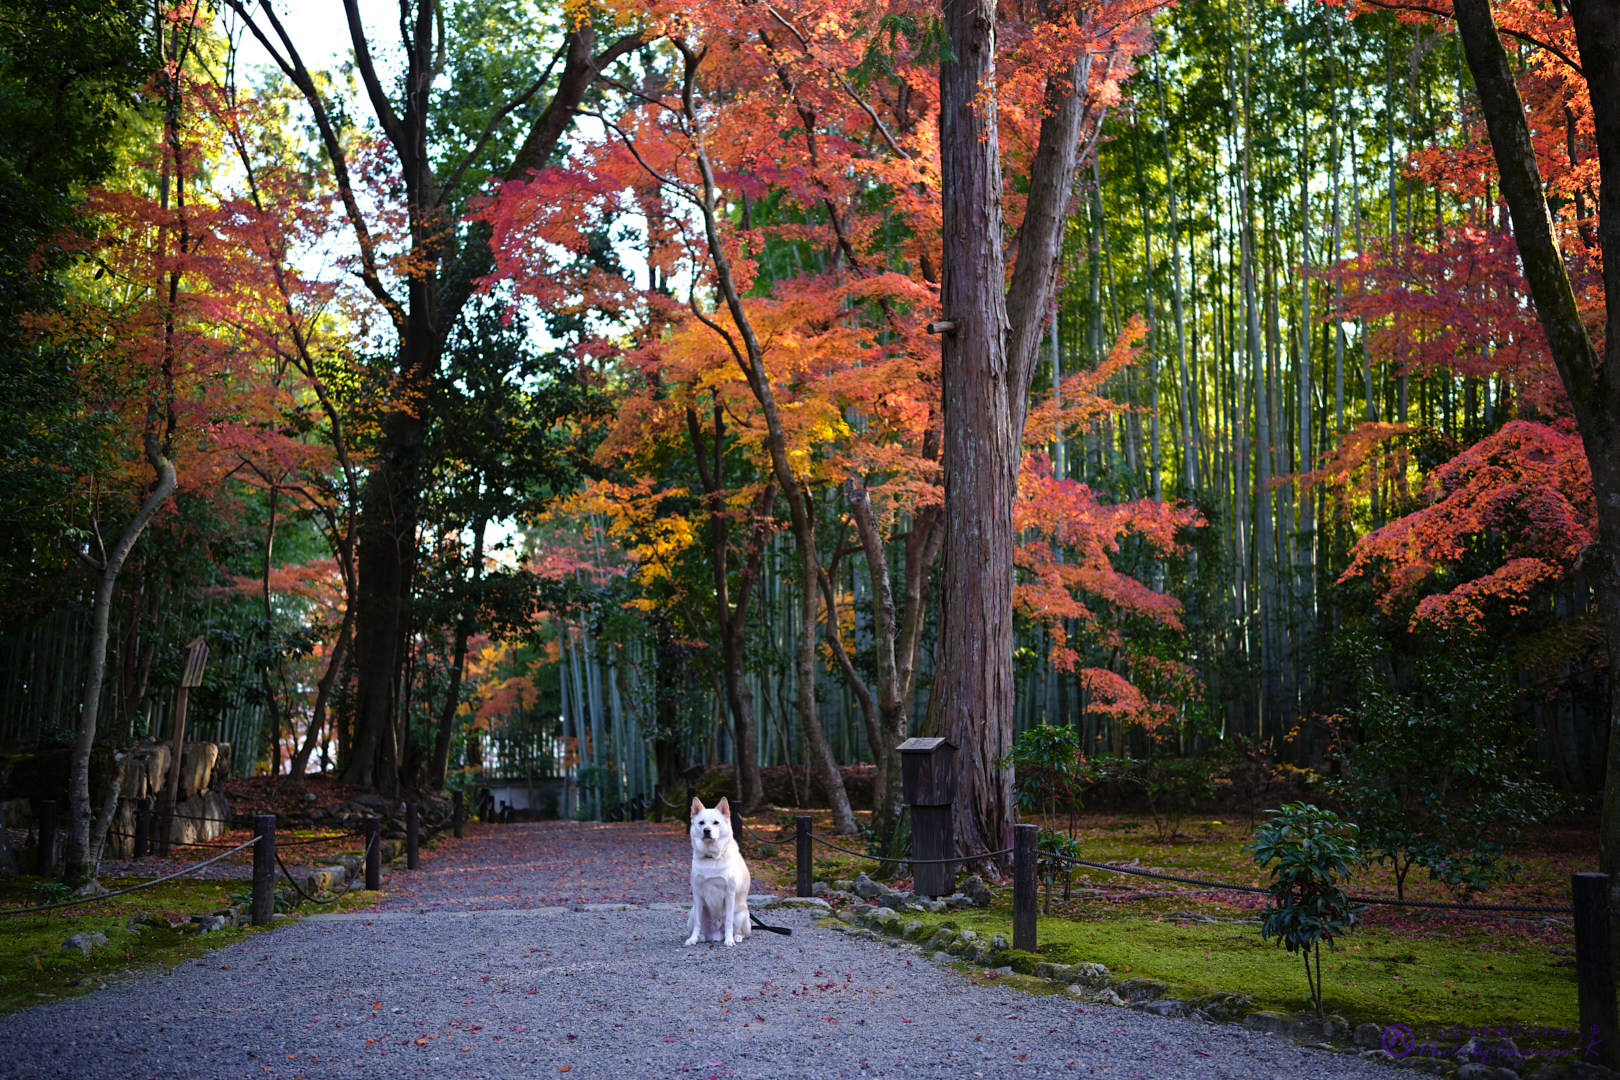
left=0, top=874, right=382, bottom=1015
left=755, top=808, right=1590, bottom=1048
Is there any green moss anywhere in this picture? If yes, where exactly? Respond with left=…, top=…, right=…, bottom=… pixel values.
left=1003, top=948, right=1042, bottom=974
left=0, top=874, right=376, bottom=1015
left=859, top=902, right=1575, bottom=1039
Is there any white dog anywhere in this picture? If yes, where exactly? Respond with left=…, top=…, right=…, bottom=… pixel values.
left=686, top=797, right=751, bottom=946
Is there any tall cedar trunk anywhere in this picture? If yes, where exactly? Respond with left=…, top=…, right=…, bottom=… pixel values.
left=938, top=0, right=1092, bottom=863
left=65, top=436, right=178, bottom=885
left=938, top=0, right=1017, bottom=864
left=1453, top=0, right=1620, bottom=971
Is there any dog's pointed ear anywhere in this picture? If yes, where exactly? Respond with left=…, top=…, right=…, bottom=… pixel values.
left=716, top=796, right=731, bottom=818
left=690, top=796, right=705, bottom=818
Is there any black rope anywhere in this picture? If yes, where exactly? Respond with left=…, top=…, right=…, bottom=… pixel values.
left=274, top=832, right=379, bottom=906
left=1049, top=853, right=1574, bottom=914
left=809, top=833, right=1013, bottom=866
left=0, top=837, right=262, bottom=918
left=737, top=822, right=793, bottom=846
left=106, top=828, right=358, bottom=851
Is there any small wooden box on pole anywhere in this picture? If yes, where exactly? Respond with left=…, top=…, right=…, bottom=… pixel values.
left=252, top=815, right=276, bottom=926
left=158, top=637, right=209, bottom=856
left=899, top=737, right=956, bottom=898
left=1573, top=872, right=1619, bottom=1068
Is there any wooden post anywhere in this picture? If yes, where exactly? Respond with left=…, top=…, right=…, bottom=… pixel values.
left=133, top=798, right=150, bottom=859
left=158, top=637, right=209, bottom=856
left=35, top=799, right=55, bottom=878
left=796, top=815, right=812, bottom=897
left=364, top=816, right=380, bottom=891
left=252, top=814, right=276, bottom=926
left=899, top=738, right=957, bottom=897
left=733, top=808, right=746, bottom=847
left=452, top=790, right=464, bottom=839
left=1573, top=872, right=1618, bottom=1068
left=652, top=784, right=663, bottom=824
left=1013, top=823, right=1038, bottom=953
left=406, top=802, right=419, bottom=870
left=686, top=784, right=696, bottom=809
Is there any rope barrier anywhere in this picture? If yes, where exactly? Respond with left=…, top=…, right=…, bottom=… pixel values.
left=273, top=832, right=379, bottom=906
left=105, top=828, right=359, bottom=851
left=809, top=833, right=1013, bottom=866
left=1048, top=853, right=1573, bottom=914
left=737, top=822, right=793, bottom=846
left=0, top=837, right=262, bottom=918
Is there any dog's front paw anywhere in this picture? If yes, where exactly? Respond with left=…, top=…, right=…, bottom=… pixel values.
left=723, top=935, right=736, bottom=947
left=684, top=933, right=701, bottom=946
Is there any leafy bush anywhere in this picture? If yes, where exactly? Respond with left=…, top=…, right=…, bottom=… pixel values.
left=1035, top=827, right=1083, bottom=914
left=1001, top=724, right=1092, bottom=835
left=1329, top=632, right=1562, bottom=898
left=1119, top=756, right=1220, bottom=842
left=1248, top=802, right=1364, bottom=1017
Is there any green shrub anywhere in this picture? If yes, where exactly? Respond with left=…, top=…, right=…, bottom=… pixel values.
left=1248, top=802, right=1363, bottom=1017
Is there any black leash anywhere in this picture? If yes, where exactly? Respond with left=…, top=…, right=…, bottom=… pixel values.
left=750, top=911, right=793, bottom=936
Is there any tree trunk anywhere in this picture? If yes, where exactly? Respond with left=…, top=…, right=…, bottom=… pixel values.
left=428, top=518, right=486, bottom=792
left=939, top=0, right=1093, bottom=863
left=1453, top=0, right=1620, bottom=973
left=64, top=435, right=178, bottom=885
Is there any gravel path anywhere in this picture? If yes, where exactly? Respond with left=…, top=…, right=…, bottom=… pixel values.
left=0, top=822, right=1395, bottom=1079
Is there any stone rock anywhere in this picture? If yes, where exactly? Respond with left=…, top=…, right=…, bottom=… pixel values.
left=1141, top=999, right=1187, bottom=1018
left=1115, top=977, right=1170, bottom=1003
left=851, top=874, right=883, bottom=900
left=1033, top=962, right=1073, bottom=982
left=1361, top=1050, right=1395, bottom=1062
left=947, top=930, right=979, bottom=957
left=748, top=894, right=780, bottom=909
left=1529, top=1065, right=1616, bottom=1080
left=811, top=880, right=829, bottom=897
left=959, top=875, right=995, bottom=907
left=1186, top=992, right=1252, bottom=1023
left=1245, top=1012, right=1301, bottom=1037
left=209, top=743, right=233, bottom=790
left=190, top=914, right=228, bottom=933
left=161, top=790, right=230, bottom=847
left=143, top=745, right=170, bottom=798
left=878, top=891, right=911, bottom=910
left=1063, top=961, right=1113, bottom=987
left=178, top=742, right=218, bottom=799
left=902, top=920, right=927, bottom=941
left=943, top=892, right=974, bottom=909
left=914, top=898, right=947, bottom=913
left=831, top=879, right=853, bottom=892
left=775, top=897, right=831, bottom=911
left=1092, top=988, right=1129, bottom=1007
left=1355, top=1023, right=1386, bottom=1049
left=925, top=929, right=956, bottom=952
left=306, top=866, right=349, bottom=895
left=1458, top=1065, right=1520, bottom=1080
left=61, top=932, right=108, bottom=956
